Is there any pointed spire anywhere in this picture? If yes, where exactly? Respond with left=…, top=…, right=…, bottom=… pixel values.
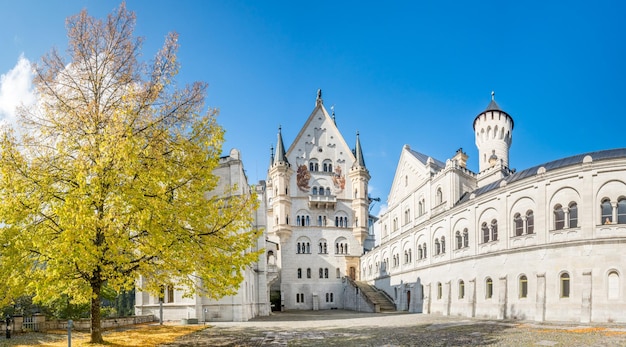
left=485, top=90, right=501, bottom=111
left=331, top=105, right=336, bottom=125
left=354, top=131, right=366, bottom=168
left=274, top=126, right=288, bottom=166
left=269, top=145, right=275, bottom=167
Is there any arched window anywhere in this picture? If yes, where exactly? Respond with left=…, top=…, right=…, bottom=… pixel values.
left=463, top=228, right=469, bottom=248
left=491, top=219, right=498, bottom=241
left=437, top=282, right=442, bottom=299
left=408, top=249, right=412, bottom=262
left=526, top=210, right=534, bottom=234
left=441, top=236, right=446, bottom=253
left=309, top=162, right=314, bottom=171
left=486, top=277, right=493, bottom=299
left=418, top=200, right=424, bottom=216
left=319, top=268, right=323, bottom=279
left=519, top=275, right=528, bottom=298
left=514, top=213, right=523, bottom=236
left=319, top=187, right=325, bottom=195
left=418, top=245, right=423, bottom=259
left=306, top=216, right=310, bottom=226
left=482, top=222, right=490, bottom=243
left=317, top=215, right=322, bottom=226
left=459, top=280, right=465, bottom=299
left=324, top=268, right=329, bottom=278
left=618, top=199, right=626, bottom=224
left=560, top=272, right=570, bottom=298
left=435, top=239, right=440, bottom=255
left=608, top=271, right=620, bottom=300
left=297, top=268, right=302, bottom=278
left=423, top=243, right=427, bottom=258
left=306, top=268, right=311, bottom=279
left=554, top=204, right=565, bottom=230
left=456, top=231, right=462, bottom=249
left=297, top=216, right=301, bottom=226
left=312, top=187, right=318, bottom=195
left=601, top=199, right=612, bottom=224
left=436, top=187, right=443, bottom=205
left=568, top=203, right=577, bottom=228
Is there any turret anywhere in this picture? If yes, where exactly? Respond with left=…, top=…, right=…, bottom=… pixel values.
left=473, top=92, right=514, bottom=173
left=268, top=126, right=293, bottom=241
left=349, top=131, right=370, bottom=245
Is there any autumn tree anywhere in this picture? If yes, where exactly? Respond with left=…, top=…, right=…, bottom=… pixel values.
left=0, top=4, right=260, bottom=343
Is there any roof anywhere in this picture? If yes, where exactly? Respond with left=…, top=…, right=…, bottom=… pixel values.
left=456, top=148, right=626, bottom=205
left=407, top=148, right=445, bottom=168
left=484, top=99, right=502, bottom=112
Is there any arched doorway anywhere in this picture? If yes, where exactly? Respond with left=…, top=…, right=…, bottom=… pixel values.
left=349, top=267, right=356, bottom=280
left=406, top=290, right=411, bottom=311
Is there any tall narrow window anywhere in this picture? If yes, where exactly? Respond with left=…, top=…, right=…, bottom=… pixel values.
left=554, top=204, right=565, bottom=230
left=418, top=245, right=423, bottom=259
left=167, top=285, right=174, bottom=303
left=519, top=275, right=528, bottom=298
left=618, top=199, right=626, bottom=224
left=486, top=278, right=493, bottom=299
left=435, top=239, right=440, bottom=255
left=514, top=213, right=523, bottom=236
left=568, top=203, right=578, bottom=228
left=491, top=220, right=498, bottom=241
left=437, top=282, right=442, bottom=299
left=436, top=188, right=443, bottom=205
left=297, top=268, right=302, bottom=279
left=560, top=272, right=570, bottom=298
left=459, top=280, right=465, bottom=299
left=463, top=229, right=469, bottom=248
left=456, top=231, right=462, bottom=249
left=526, top=210, right=534, bottom=234
left=601, top=199, right=612, bottom=224
left=423, top=243, right=427, bottom=258
left=482, top=222, right=490, bottom=243
left=307, top=268, right=311, bottom=279
left=441, top=236, right=446, bottom=253
left=319, top=268, right=323, bottom=278
left=608, top=271, right=620, bottom=300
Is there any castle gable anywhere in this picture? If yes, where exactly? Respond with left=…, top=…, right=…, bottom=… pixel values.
left=285, top=104, right=356, bottom=198
left=387, top=145, right=440, bottom=206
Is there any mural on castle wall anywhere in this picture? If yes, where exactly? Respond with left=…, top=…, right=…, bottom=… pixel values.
left=332, top=166, right=346, bottom=193
left=297, top=164, right=311, bottom=192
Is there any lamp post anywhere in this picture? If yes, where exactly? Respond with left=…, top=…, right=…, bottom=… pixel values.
left=4, top=316, right=10, bottom=339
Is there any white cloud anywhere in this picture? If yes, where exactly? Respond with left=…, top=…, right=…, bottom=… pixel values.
left=0, top=55, right=36, bottom=128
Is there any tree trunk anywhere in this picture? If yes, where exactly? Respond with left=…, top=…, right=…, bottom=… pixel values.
left=90, top=283, right=104, bottom=343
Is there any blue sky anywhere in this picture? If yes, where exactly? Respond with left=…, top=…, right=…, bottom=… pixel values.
left=1, top=1, right=625, bottom=215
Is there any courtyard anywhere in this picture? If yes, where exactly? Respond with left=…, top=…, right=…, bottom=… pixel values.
left=162, top=310, right=626, bottom=346
left=2, top=311, right=626, bottom=346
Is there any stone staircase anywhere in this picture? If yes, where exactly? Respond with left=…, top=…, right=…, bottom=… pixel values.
left=354, top=281, right=396, bottom=312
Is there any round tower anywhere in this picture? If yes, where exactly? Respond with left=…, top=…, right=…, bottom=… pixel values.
left=473, top=92, right=514, bottom=173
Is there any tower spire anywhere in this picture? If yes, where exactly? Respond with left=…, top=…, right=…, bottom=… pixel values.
left=353, top=131, right=366, bottom=168
left=316, top=88, right=323, bottom=106
left=274, top=126, right=288, bottom=166
left=269, top=145, right=274, bottom=166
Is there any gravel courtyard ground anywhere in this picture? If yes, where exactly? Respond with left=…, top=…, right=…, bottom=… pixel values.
left=161, top=310, right=626, bottom=346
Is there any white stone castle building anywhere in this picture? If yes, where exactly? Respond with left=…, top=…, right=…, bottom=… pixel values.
left=135, top=149, right=277, bottom=322
left=266, top=90, right=375, bottom=311
left=137, top=90, right=626, bottom=324
left=360, top=93, right=626, bottom=323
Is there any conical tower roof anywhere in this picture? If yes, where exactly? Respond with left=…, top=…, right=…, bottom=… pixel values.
left=353, top=131, right=366, bottom=168
left=273, top=126, right=289, bottom=166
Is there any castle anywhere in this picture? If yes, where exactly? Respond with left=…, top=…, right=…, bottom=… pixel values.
left=138, top=90, right=626, bottom=323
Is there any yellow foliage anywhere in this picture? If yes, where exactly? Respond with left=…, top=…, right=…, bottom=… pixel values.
left=10, top=324, right=206, bottom=347
left=0, top=3, right=260, bottom=344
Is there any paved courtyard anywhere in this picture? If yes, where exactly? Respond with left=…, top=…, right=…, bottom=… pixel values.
left=162, top=310, right=626, bottom=346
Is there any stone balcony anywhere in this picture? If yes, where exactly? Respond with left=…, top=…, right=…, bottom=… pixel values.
left=308, top=195, right=337, bottom=209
